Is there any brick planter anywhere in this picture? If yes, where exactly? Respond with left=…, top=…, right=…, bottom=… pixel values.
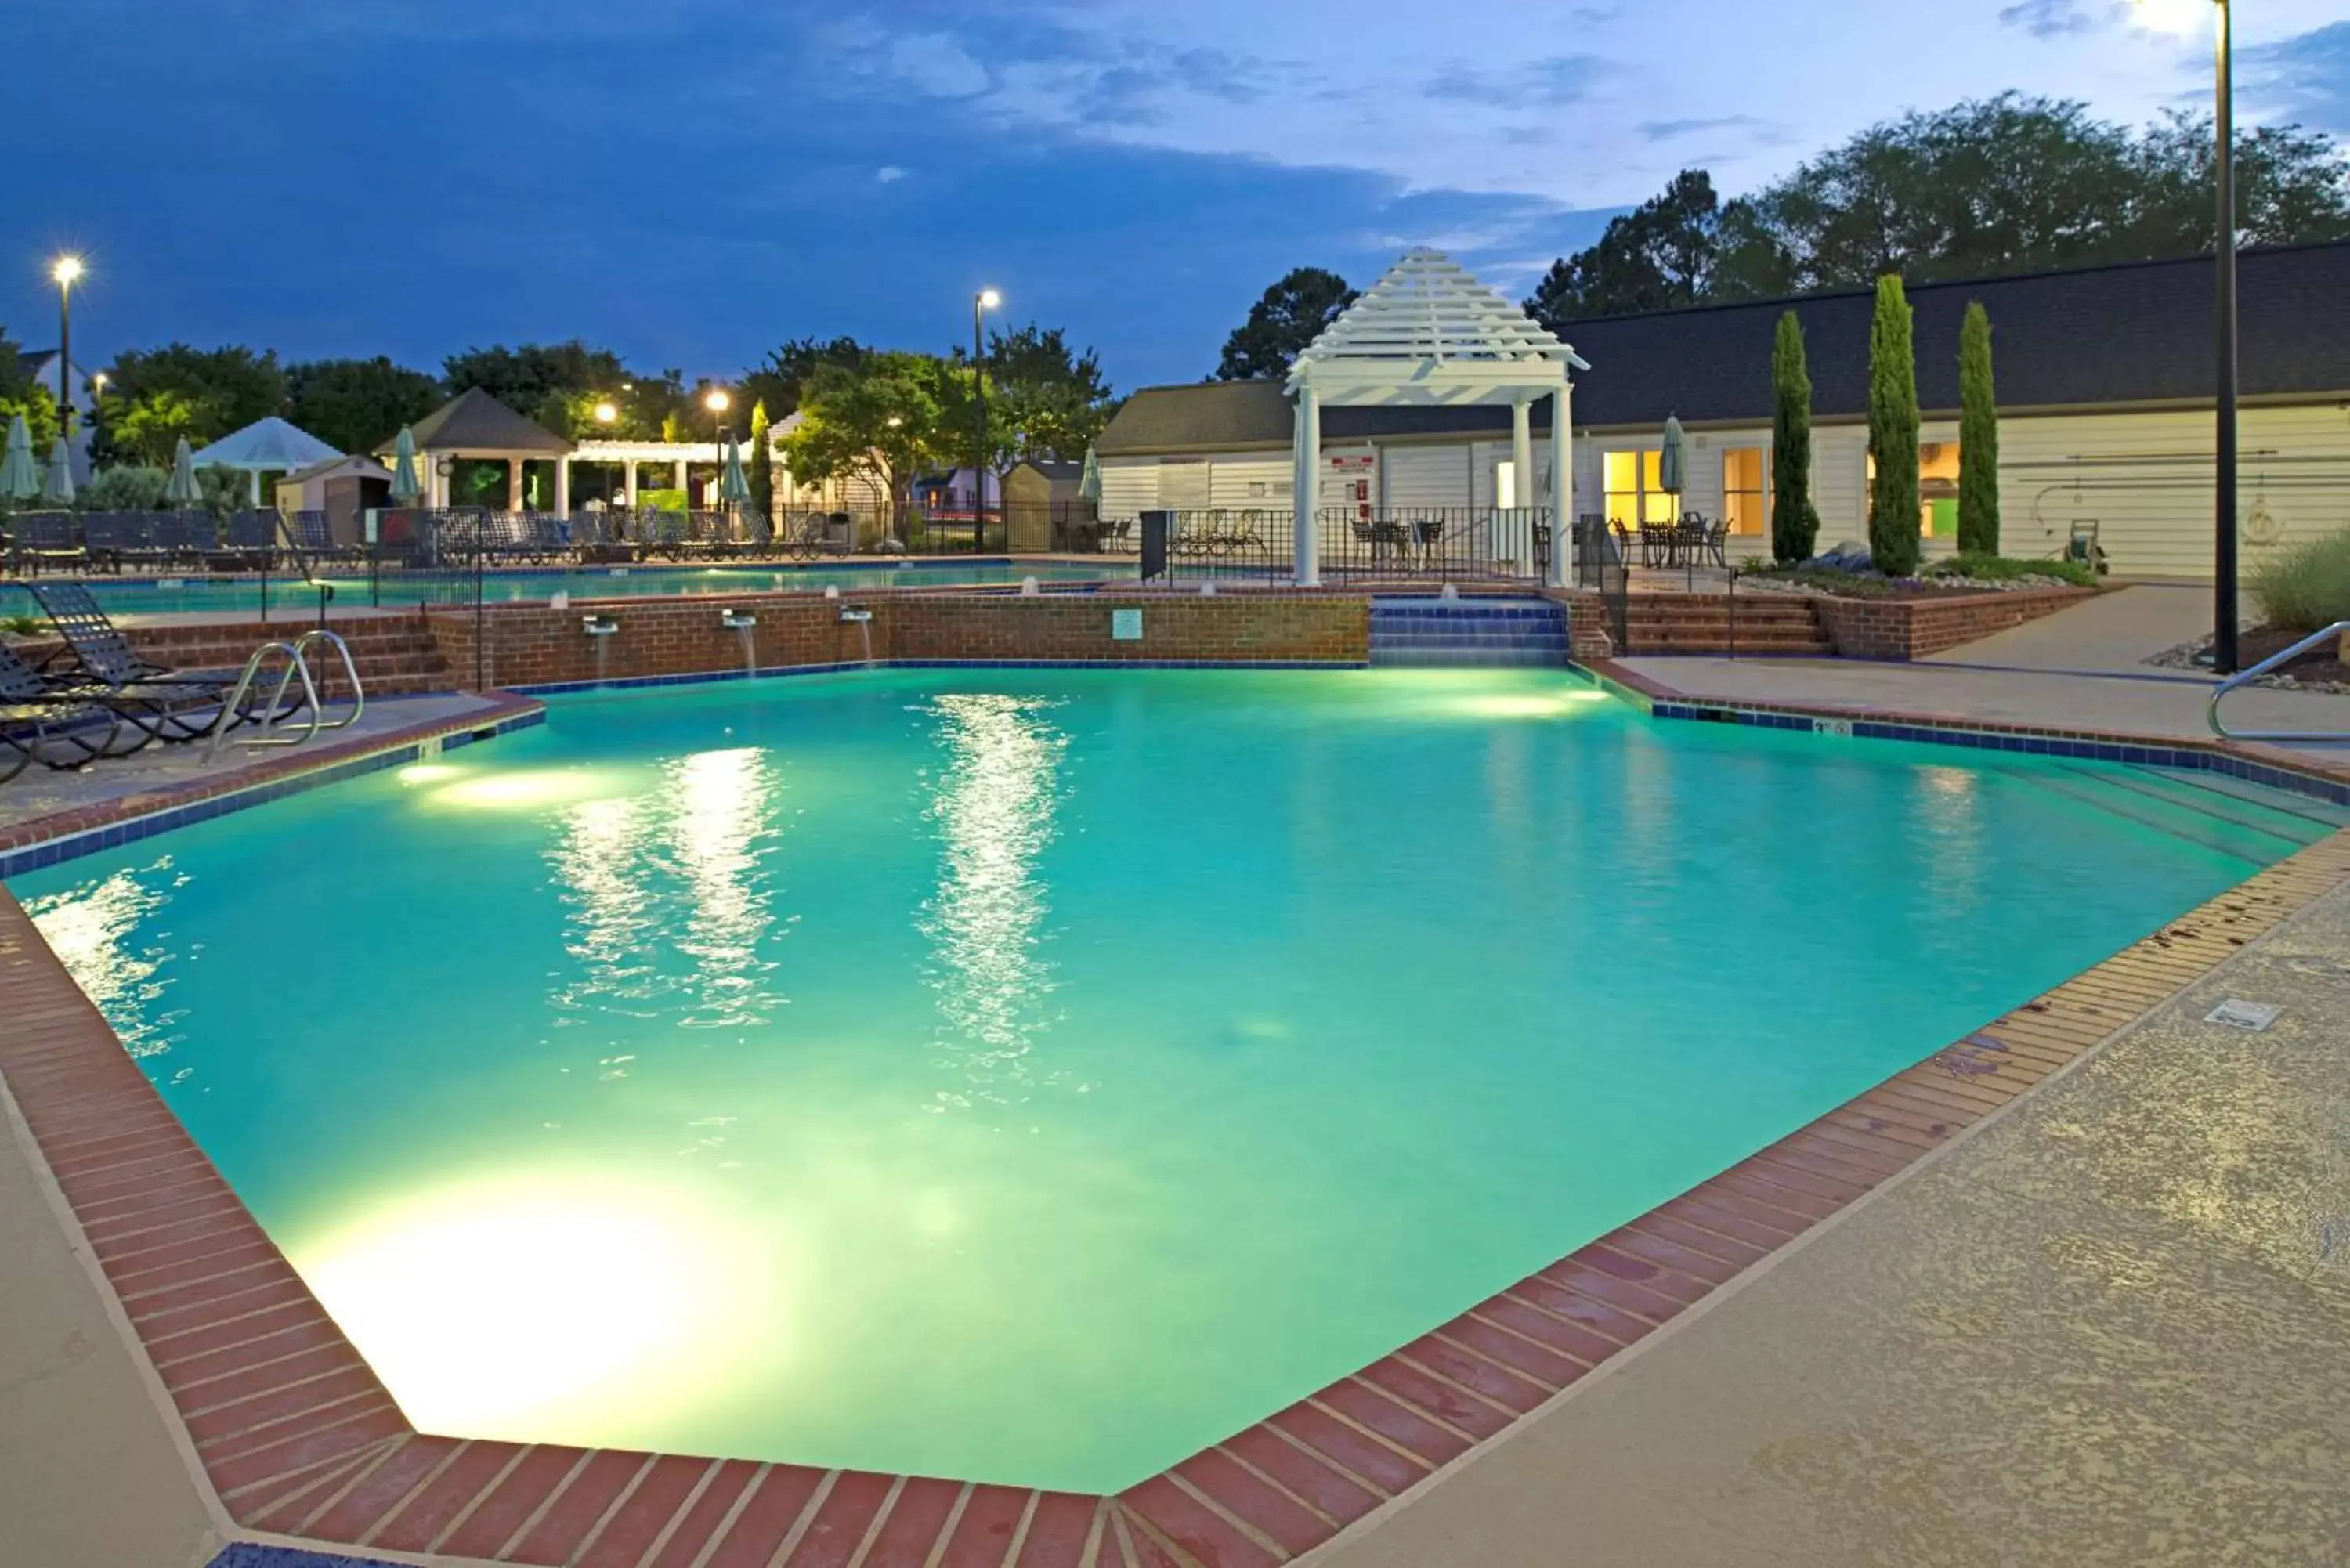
left=1811, top=585, right=2096, bottom=660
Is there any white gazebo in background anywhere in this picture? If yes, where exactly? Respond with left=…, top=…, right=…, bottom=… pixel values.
left=190, top=416, right=345, bottom=504
left=1286, top=247, right=1588, bottom=586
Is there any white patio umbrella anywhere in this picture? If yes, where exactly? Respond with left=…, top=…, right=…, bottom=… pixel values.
left=1658, top=414, right=1688, bottom=516
left=1079, top=445, right=1102, bottom=504
left=166, top=436, right=201, bottom=506
left=0, top=414, right=39, bottom=500
left=40, top=438, right=75, bottom=505
left=389, top=426, right=423, bottom=504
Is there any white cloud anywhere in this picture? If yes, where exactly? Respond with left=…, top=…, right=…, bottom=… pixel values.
left=876, top=164, right=907, bottom=182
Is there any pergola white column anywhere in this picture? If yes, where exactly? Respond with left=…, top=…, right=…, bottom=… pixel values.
left=623, top=463, right=639, bottom=506
left=672, top=457, right=688, bottom=495
left=505, top=459, right=524, bottom=511
left=554, top=457, right=572, bottom=515
left=1285, top=247, right=1588, bottom=589
left=1292, top=384, right=1321, bottom=587
left=1548, top=385, right=1574, bottom=588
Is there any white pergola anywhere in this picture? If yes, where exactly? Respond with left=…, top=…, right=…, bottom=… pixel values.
left=1285, top=247, right=1589, bottom=587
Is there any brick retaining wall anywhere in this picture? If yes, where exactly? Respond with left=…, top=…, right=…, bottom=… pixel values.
left=1811, top=585, right=2096, bottom=660
left=425, top=589, right=1369, bottom=688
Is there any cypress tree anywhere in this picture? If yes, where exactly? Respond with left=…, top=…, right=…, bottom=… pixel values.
left=1957, top=302, right=2000, bottom=556
left=748, top=399, right=776, bottom=533
left=1769, top=310, right=1817, bottom=564
left=1867, top=273, right=1921, bottom=576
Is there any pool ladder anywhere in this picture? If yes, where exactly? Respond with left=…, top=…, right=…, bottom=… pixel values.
left=204, top=629, right=367, bottom=762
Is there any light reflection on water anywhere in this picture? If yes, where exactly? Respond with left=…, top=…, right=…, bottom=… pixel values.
left=916, top=693, right=1069, bottom=1110
left=544, top=746, right=784, bottom=1030
left=24, top=865, right=184, bottom=1060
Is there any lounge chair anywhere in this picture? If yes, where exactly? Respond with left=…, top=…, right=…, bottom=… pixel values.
left=0, top=641, right=129, bottom=781
left=4, top=511, right=85, bottom=575
left=23, top=580, right=302, bottom=746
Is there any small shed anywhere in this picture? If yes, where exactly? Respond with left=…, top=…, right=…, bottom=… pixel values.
left=276, top=454, right=395, bottom=545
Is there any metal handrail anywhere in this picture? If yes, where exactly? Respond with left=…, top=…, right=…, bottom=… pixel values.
left=2207, top=620, right=2350, bottom=742
left=201, top=630, right=365, bottom=761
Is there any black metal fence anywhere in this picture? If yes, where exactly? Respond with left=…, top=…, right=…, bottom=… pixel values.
left=2, top=506, right=339, bottom=623
left=1133, top=507, right=1564, bottom=584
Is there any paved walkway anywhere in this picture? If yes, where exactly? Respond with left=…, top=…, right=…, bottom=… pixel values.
left=1314, top=879, right=2350, bottom=1568
left=1919, top=582, right=2222, bottom=677
left=0, top=692, right=504, bottom=833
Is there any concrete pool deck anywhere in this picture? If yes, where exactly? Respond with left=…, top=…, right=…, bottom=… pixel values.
left=5, top=653, right=2350, bottom=1566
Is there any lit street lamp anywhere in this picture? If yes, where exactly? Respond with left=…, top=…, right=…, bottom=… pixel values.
left=972, top=287, right=1000, bottom=548
left=594, top=400, right=617, bottom=426
left=2142, top=0, right=2238, bottom=670
left=50, top=255, right=83, bottom=443
left=704, top=389, right=732, bottom=509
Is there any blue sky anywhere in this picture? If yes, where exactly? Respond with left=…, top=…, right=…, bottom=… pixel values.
left=7, top=1, right=2346, bottom=394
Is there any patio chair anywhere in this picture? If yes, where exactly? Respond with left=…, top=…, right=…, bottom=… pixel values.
left=78, top=512, right=138, bottom=574
left=5, top=511, right=85, bottom=575
left=0, top=640, right=129, bottom=781
left=217, top=508, right=280, bottom=572
left=285, top=509, right=357, bottom=566
left=178, top=512, right=223, bottom=569
left=22, top=580, right=302, bottom=747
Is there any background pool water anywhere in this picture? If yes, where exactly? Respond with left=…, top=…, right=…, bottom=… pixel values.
left=5, top=669, right=2314, bottom=1490
left=9, top=561, right=1118, bottom=620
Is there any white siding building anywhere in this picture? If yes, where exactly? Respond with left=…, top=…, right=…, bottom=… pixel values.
left=1097, top=242, right=2350, bottom=581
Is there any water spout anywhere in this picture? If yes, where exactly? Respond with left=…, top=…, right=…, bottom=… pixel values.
left=1021, top=575, right=1040, bottom=596
left=721, top=611, right=757, bottom=679
left=583, top=614, right=619, bottom=687
left=839, top=606, right=875, bottom=668
left=1439, top=583, right=1459, bottom=602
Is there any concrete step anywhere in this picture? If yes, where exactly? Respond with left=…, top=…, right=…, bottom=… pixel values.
left=1371, top=647, right=1571, bottom=668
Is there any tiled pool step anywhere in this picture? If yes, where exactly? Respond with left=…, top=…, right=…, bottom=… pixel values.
left=1369, top=598, right=1569, bottom=667
left=2024, top=761, right=2350, bottom=862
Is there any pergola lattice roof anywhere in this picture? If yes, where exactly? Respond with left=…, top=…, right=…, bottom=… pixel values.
left=1286, top=247, right=1588, bottom=406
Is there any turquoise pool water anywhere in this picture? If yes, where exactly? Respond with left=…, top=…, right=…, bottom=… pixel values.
left=9, top=669, right=2331, bottom=1490
left=8, top=561, right=1118, bottom=620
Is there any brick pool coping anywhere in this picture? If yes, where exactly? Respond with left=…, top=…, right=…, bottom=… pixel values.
left=6, top=679, right=2350, bottom=1567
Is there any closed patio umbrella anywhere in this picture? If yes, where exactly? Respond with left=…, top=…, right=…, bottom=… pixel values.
left=389, top=426, right=423, bottom=504
left=1079, top=445, right=1102, bottom=504
left=1658, top=414, right=1687, bottom=508
left=0, top=414, right=39, bottom=501
left=719, top=436, right=750, bottom=504
left=41, top=438, right=75, bottom=505
left=166, top=436, right=201, bottom=506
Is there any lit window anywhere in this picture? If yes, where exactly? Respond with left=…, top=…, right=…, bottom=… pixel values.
left=1723, top=449, right=1769, bottom=536
left=1603, top=450, right=1676, bottom=529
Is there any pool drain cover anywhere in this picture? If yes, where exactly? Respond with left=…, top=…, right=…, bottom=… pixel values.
left=2206, top=999, right=2282, bottom=1031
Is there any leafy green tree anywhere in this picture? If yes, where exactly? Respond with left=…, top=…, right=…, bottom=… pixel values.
left=284, top=357, right=443, bottom=453
left=1525, top=171, right=1743, bottom=327
left=1957, top=302, right=2001, bottom=555
left=1769, top=311, right=1817, bottom=565
left=983, top=324, right=1114, bottom=462
left=782, top=352, right=957, bottom=530
left=1867, top=276, right=1921, bottom=576
left=1215, top=268, right=1357, bottom=380
left=747, top=399, right=774, bottom=527
left=81, top=465, right=170, bottom=509
left=740, top=336, right=868, bottom=420
left=2124, top=112, right=2350, bottom=254
left=443, top=341, right=632, bottom=413
left=0, top=330, right=61, bottom=453
left=107, top=389, right=209, bottom=467
left=99, top=344, right=286, bottom=459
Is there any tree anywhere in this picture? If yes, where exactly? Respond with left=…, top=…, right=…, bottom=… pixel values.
left=1769, top=311, right=1817, bottom=565
left=747, top=399, right=774, bottom=528
left=780, top=352, right=957, bottom=531
left=1957, top=302, right=2001, bottom=556
left=284, top=357, right=443, bottom=453
left=443, top=341, right=632, bottom=413
left=2126, top=112, right=2350, bottom=255
left=1867, top=276, right=1921, bottom=576
left=1215, top=268, right=1356, bottom=381
left=740, top=336, right=868, bottom=421
left=99, top=344, right=287, bottom=457
left=1526, top=171, right=1730, bottom=327
left=966, top=323, right=1116, bottom=484
left=0, top=327, right=60, bottom=452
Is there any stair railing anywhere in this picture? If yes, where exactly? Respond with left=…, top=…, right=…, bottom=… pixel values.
left=2208, top=621, right=2350, bottom=743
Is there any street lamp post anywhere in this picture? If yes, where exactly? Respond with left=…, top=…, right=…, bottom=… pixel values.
left=704, top=389, right=731, bottom=522
left=2211, top=0, right=2239, bottom=674
left=973, top=288, right=1000, bottom=551
left=50, top=256, right=83, bottom=444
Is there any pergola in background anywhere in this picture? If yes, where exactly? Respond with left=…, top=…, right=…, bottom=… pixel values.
left=1285, top=248, right=1589, bottom=587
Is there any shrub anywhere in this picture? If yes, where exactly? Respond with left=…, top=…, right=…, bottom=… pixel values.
left=1930, top=554, right=2096, bottom=587
left=1769, top=311, right=1817, bottom=565
left=2247, top=530, right=2350, bottom=633
left=1866, top=275, right=1921, bottom=576
left=80, top=464, right=171, bottom=510
left=1957, top=302, right=2000, bottom=555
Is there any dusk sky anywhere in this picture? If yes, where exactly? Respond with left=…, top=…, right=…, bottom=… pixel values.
left=9, top=1, right=2347, bottom=394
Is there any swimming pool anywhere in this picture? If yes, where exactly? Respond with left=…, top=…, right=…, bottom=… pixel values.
left=9, top=560, right=1119, bottom=620
left=10, top=668, right=2332, bottom=1490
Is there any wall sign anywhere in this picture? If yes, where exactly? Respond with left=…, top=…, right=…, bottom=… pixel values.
left=1111, top=609, right=1144, bottom=641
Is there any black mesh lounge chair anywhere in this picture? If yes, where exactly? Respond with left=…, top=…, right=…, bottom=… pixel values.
left=4, top=511, right=85, bottom=574
left=22, top=581, right=301, bottom=746
left=0, top=641, right=127, bottom=782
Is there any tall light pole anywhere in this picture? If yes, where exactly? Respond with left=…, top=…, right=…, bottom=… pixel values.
left=704, top=388, right=731, bottom=511
left=2211, top=0, right=2238, bottom=674
left=50, top=256, right=83, bottom=444
left=973, top=288, right=1000, bottom=549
